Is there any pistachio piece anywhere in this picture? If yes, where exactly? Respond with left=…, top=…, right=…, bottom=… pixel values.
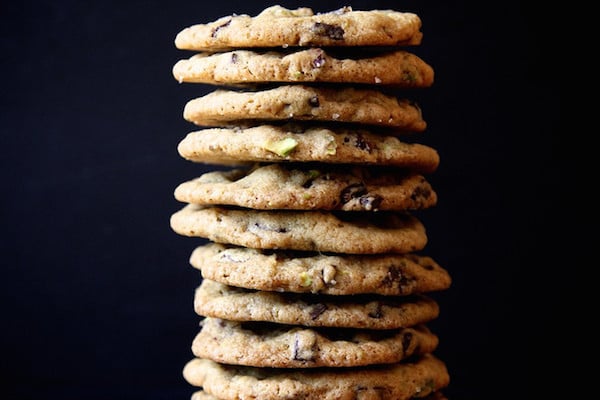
left=299, top=271, right=313, bottom=287
left=262, top=137, right=298, bottom=156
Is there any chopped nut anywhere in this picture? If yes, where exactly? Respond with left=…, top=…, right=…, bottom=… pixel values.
left=262, top=137, right=298, bottom=156
left=299, top=271, right=313, bottom=287
left=326, top=143, right=336, bottom=155
left=321, top=264, right=337, bottom=285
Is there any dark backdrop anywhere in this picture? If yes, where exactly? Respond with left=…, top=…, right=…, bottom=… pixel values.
left=1, top=1, right=559, bottom=399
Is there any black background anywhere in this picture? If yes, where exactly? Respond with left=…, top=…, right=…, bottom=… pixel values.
left=1, top=1, right=559, bottom=399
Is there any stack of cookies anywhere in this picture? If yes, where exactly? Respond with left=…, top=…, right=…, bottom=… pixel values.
left=170, top=5, right=451, bottom=399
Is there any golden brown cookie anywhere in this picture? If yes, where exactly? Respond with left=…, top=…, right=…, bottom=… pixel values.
left=170, top=204, right=428, bottom=254
left=192, top=317, right=438, bottom=368
left=175, top=5, right=423, bottom=51
left=193, top=280, right=440, bottom=330
left=175, top=164, right=438, bottom=211
left=182, top=85, right=426, bottom=131
left=173, top=48, right=433, bottom=87
left=183, top=354, right=449, bottom=400
left=176, top=125, right=439, bottom=171
left=189, top=243, right=451, bottom=295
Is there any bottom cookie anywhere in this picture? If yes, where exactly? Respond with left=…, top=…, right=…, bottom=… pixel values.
left=191, top=389, right=448, bottom=400
left=183, top=354, right=449, bottom=400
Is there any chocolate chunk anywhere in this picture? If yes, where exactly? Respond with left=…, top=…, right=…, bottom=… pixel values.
left=253, top=222, right=288, bottom=233
left=411, top=184, right=432, bottom=201
left=312, top=52, right=326, bottom=68
left=359, top=194, right=383, bottom=211
left=401, top=331, right=414, bottom=356
left=382, top=265, right=415, bottom=292
left=354, top=134, right=372, bottom=152
left=302, top=172, right=320, bottom=188
left=211, top=18, right=232, bottom=37
left=311, top=22, right=344, bottom=40
left=382, top=266, right=402, bottom=287
left=340, top=183, right=367, bottom=204
left=422, top=262, right=435, bottom=271
left=292, top=331, right=316, bottom=361
left=309, top=303, right=328, bottom=319
left=308, top=96, right=320, bottom=107
left=367, top=302, right=383, bottom=318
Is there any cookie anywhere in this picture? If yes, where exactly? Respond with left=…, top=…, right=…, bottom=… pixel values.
left=190, top=389, right=448, bottom=400
left=174, top=5, right=423, bottom=51
left=173, top=48, right=434, bottom=87
left=189, top=243, right=451, bottom=295
left=194, top=280, right=440, bottom=330
left=170, top=204, right=427, bottom=254
left=182, top=85, right=426, bottom=131
left=175, top=164, right=438, bottom=211
left=183, top=354, right=449, bottom=400
left=176, top=125, right=439, bottom=171
left=192, top=317, right=438, bottom=368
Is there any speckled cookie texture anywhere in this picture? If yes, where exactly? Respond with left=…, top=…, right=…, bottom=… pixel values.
left=183, top=85, right=426, bottom=131
left=189, top=243, right=451, bottom=295
left=175, top=164, right=438, bottom=211
left=174, top=5, right=423, bottom=51
left=183, top=354, right=449, bottom=400
left=192, top=317, right=438, bottom=368
left=171, top=3, right=451, bottom=397
left=194, top=280, right=440, bottom=329
left=170, top=204, right=427, bottom=254
left=191, top=389, right=449, bottom=400
left=173, top=48, right=434, bottom=87
left=176, top=125, right=439, bottom=171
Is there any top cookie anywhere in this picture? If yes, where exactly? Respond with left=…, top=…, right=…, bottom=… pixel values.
left=175, top=6, right=423, bottom=51
left=172, top=48, right=434, bottom=87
